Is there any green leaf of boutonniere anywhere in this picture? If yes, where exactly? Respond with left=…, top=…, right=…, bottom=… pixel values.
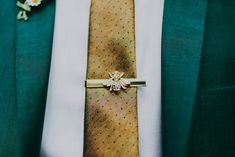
left=17, top=0, right=43, bottom=21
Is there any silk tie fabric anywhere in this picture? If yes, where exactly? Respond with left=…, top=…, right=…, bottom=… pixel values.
left=83, top=0, right=139, bottom=156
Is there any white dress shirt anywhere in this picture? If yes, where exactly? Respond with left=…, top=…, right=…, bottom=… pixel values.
left=40, top=0, right=164, bottom=157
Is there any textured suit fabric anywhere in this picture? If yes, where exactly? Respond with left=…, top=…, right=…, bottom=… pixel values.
left=161, top=0, right=208, bottom=157
left=15, top=1, right=55, bottom=156
left=0, top=1, right=19, bottom=157
left=188, top=0, right=235, bottom=156
left=162, top=0, right=235, bottom=157
left=0, top=0, right=55, bottom=157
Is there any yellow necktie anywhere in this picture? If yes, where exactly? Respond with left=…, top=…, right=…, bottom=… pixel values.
left=84, top=0, right=139, bottom=156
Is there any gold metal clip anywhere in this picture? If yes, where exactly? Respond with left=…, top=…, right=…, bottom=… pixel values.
left=85, top=71, right=146, bottom=92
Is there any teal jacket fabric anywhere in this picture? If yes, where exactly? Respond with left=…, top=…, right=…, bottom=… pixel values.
left=0, top=0, right=55, bottom=157
left=0, top=0, right=235, bottom=157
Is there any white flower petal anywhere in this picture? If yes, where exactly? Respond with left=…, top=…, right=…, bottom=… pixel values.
left=26, top=0, right=42, bottom=7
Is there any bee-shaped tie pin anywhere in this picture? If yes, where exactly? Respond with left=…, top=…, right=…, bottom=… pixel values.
left=85, top=71, right=146, bottom=92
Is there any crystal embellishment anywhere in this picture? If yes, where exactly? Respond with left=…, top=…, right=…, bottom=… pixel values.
left=103, top=71, right=130, bottom=92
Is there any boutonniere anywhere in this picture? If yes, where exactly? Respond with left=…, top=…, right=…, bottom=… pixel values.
left=17, top=0, right=43, bottom=21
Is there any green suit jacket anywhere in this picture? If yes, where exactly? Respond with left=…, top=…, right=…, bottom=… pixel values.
left=0, top=0, right=235, bottom=157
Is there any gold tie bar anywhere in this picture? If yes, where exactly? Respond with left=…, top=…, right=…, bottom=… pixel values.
left=85, top=71, right=146, bottom=92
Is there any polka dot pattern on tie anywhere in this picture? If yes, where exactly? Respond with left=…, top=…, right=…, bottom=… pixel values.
left=84, top=0, right=139, bottom=156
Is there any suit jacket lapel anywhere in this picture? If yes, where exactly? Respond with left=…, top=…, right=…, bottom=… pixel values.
left=161, top=0, right=208, bottom=157
left=15, top=1, right=55, bottom=156
left=0, top=1, right=19, bottom=157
